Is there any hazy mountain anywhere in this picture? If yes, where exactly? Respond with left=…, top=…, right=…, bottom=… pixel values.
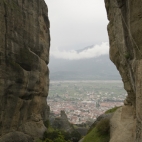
left=76, top=45, right=94, bottom=53
left=49, top=48, right=121, bottom=80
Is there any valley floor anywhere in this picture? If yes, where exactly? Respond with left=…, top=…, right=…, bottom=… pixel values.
left=48, top=80, right=126, bottom=124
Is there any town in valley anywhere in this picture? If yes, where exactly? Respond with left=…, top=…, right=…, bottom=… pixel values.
left=47, top=80, right=126, bottom=124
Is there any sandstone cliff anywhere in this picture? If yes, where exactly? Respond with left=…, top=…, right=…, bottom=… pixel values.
left=105, top=0, right=142, bottom=141
left=0, top=0, right=50, bottom=141
left=51, top=110, right=74, bottom=132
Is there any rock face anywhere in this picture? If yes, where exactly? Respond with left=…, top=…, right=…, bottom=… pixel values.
left=0, top=0, right=50, bottom=141
left=51, top=110, right=74, bottom=132
left=105, top=0, right=142, bottom=141
left=110, top=106, right=135, bottom=142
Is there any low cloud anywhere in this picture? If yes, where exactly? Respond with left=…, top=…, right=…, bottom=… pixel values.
left=50, top=42, right=109, bottom=60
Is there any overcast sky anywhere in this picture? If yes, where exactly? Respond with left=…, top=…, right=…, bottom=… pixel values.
left=45, top=0, right=109, bottom=60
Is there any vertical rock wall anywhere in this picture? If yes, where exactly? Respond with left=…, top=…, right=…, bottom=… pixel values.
left=105, top=0, right=142, bottom=141
left=0, top=0, right=50, bottom=141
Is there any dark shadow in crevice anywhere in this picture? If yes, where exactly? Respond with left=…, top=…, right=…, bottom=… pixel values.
left=17, top=63, right=31, bottom=71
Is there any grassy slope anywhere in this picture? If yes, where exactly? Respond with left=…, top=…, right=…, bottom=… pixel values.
left=105, top=106, right=120, bottom=114
left=82, top=107, right=121, bottom=142
left=83, top=127, right=109, bottom=142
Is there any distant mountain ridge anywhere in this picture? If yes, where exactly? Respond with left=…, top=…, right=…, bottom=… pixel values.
left=76, top=45, right=94, bottom=53
left=49, top=46, right=121, bottom=80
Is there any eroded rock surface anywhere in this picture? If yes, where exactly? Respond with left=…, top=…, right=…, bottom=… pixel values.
left=105, top=0, right=142, bottom=141
left=51, top=110, right=74, bottom=133
left=0, top=0, right=50, bottom=141
left=110, top=106, right=135, bottom=142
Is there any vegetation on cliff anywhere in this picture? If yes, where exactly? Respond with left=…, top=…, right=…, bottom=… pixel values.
left=37, top=119, right=81, bottom=142
left=105, top=106, right=120, bottom=114
left=82, top=107, right=120, bottom=142
left=82, top=118, right=110, bottom=142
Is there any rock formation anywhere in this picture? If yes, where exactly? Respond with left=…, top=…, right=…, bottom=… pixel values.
left=105, top=0, right=142, bottom=141
left=51, top=110, right=74, bottom=133
left=0, top=0, right=50, bottom=141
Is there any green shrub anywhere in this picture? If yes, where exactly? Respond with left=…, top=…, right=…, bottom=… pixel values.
left=96, top=118, right=110, bottom=135
left=60, top=130, right=71, bottom=141
left=41, top=123, right=80, bottom=142
left=54, top=137, right=66, bottom=142
left=83, top=127, right=109, bottom=142
left=105, top=106, right=120, bottom=114
left=70, top=130, right=81, bottom=142
left=43, top=130, right=62, bottom=140
left=83, top=118, right=110, bottom=142
left=124, top=53, right=132, bottom=60
left=44, top=120, right=50, bottom=128
left=44, top=138, right=53, bottom=142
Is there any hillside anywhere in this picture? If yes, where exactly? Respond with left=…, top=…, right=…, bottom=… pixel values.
left=49, top=54, right=121, bottom=80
